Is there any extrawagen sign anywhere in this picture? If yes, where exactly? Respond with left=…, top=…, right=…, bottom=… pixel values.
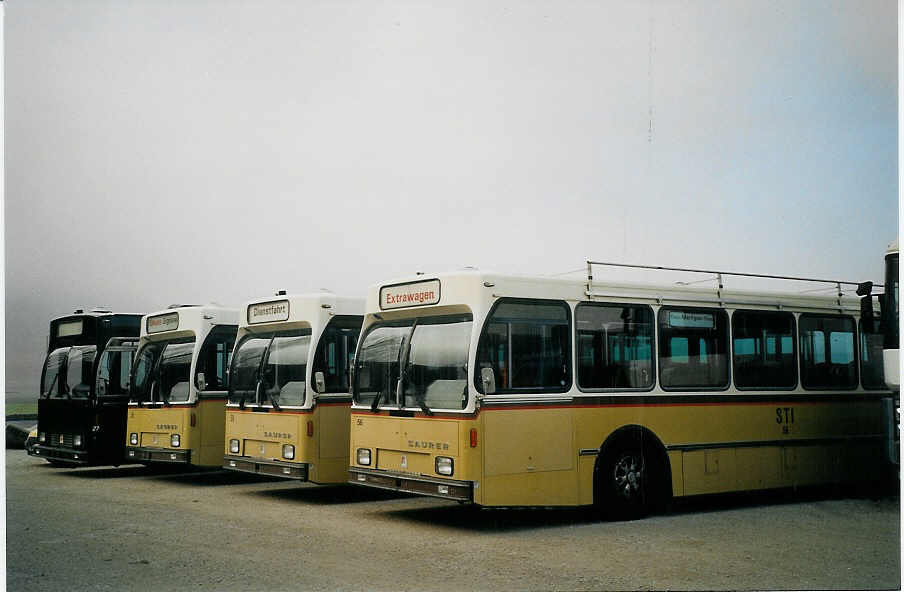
left=248, top=300, right=290, bottom=324
left=380, top=279, right=441, bottom=310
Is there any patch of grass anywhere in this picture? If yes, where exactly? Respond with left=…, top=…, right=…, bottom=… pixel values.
left=6, top=402, right=38, bottom=416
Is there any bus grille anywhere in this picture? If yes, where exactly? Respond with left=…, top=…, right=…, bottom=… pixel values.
left=48, top=433, right=74, bottom=447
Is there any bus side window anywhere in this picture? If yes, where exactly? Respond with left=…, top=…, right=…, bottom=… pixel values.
left=476, top=299, right=571, bottom=393
left=731, top=310, right=796, bottom=390
left=799, top=314, right=857, bottom=390
left=575, top=303, right=654, bottom=390
left=196, top=326, right=237, bottom=391
left=658, top=307, right=729, bottom=390
left=312, top=316, right=363, bottom=393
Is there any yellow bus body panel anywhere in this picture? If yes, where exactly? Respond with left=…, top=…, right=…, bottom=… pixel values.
left=351, top=396, right=884, bottom=507
left=126, top=398, right=226, bottom=467
left=226, top=403, right=351, bottom=484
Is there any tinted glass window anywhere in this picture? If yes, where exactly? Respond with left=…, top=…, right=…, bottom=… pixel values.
left=312, top=316, right=363, bottom=394
left=658, top=307, right=729, bottom=389
left=731, top=310, right=796, bottom=389
left=263, top=334, right=310, bottom=407
left=66, top=346, right=97, bottom=398
left=476, top=300, right=571, bottom=393
left=96, top=349, right=134, bottom=396
left=799, top=315, right=857, bottom=389
left=576, top=303, right=653, bottom=390
left=403, top=319, right=472, bottom=410
left=130, top=343, right=163, bottom=403
left=159, top=341, right=195, bottom=403
left=41, top=347, right=69, bottom=398
left=354, top=325, right=409, bottom=406
left=860, top=318, right=886, bottom=389
left=228, top=336, right=271, bottom=405
left=195, top=326, right=237, bottom=392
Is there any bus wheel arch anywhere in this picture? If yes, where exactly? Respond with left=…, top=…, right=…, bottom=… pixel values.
left=593, top=425, right=671, bottom=519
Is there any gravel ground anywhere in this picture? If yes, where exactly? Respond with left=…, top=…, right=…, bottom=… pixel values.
left=6, top=450, right=900, bottom=591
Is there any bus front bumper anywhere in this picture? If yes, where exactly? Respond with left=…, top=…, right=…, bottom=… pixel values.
left=223, top=455, right=308, bottom=480
left=28, top=444, right=90, bottom=465
left=349, top=467, right=473, bottom=502
left=126, top=446, right=191, bottom=464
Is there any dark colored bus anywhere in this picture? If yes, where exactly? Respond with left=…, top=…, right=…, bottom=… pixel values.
left=28, top=309, right=142, bottom=466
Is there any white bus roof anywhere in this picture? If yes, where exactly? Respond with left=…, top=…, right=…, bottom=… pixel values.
left=140, top=305, right=239, bottom=338
left=239, top=293, right=363, bottom=330
left=887, top=239, right=898, bottom=256
left=368, top=270, right=863, bottom=316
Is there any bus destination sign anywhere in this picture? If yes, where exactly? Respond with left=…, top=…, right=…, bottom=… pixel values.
left=380, top=279, right=440, bottom=310
left=248, top=300, right=290, bottom=324
left=147, top=312, right=179, bottom=334
left=57, top=320, right=84, bottom=338
left=667, top=311, right=715, bottom=329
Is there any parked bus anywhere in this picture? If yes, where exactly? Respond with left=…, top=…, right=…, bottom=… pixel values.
left=348, top=267, right=892, bottom=518
left=881, top=240, right=899, bottom=393
left=125, top=305, right=238, bottom=467
left=29, top=310, right=142, bottom=466
left=223, top=293, right=363, bottom=482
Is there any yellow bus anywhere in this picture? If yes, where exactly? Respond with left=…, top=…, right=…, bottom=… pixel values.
left=223, top=293, right=363, bottom=482
left=348, top=267, right=892, bottom=518
left=125, top=305, right=238, bottom=467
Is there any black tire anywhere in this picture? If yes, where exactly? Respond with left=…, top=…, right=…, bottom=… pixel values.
left=596, top=433, right=666, bottom=520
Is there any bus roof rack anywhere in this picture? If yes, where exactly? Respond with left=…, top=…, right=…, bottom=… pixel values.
left=167, top=304, right=201, bottom=309
left=585, top=260, right=882, bottom=300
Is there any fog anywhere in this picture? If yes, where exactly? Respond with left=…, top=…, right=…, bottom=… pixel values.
left=4, top=0, right=897, bottom=399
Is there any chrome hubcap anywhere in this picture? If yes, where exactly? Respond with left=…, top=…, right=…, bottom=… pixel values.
left=613, top=453, right=644, bottom=500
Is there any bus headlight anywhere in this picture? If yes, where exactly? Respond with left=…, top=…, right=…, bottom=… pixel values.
left=282, top=444, right=295, bottom=460
left=357, top=448, right=371, bottom=466
left=171, top=434, right=180, bottom=448
left=229, top=439, right=240, bottom=454
left=435, top=456, right=454, bottom=476
left=130, top=433, right=138, bottom=445
left=39, top=432, right=46, bottom=443
left=73, top=435, right=82, bottom=448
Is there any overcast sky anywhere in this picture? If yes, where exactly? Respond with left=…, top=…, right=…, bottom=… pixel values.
left=4, top=0, right=898, bottom=398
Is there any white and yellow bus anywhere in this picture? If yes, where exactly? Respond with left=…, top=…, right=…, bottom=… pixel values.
left=348, top=267, right=892, bottom=518
left=223, top=293, right=363, bottom=482
left=125, top=305, right=238, bottom=467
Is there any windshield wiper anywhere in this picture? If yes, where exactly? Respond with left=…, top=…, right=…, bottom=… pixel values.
left=399, top=322, right=433, bottom=416
left=264, top=383, right=281, bottom=411
left=45, top=371, right=60, bottom=399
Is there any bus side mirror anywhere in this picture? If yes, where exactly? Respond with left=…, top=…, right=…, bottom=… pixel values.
left=196, top=372, right=206, bottom=392
left=314, top=371, right=326, bottom=393
left=481, top=367, right=496, bottom=395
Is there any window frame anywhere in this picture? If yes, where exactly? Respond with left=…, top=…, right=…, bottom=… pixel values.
left=730, top=309, right=798, bottom=391
left=657, top=305, right=731, bottom=392
left=797, top=313, right=859, bottom=391
left=574, top=302, right=656, bottom=393
left=858, top=317, right=886, bottom=391
left=474, top=297, right=573, bottom=396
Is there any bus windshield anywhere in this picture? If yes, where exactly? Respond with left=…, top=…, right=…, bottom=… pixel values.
left=228, top=336, right=270, bottom=405
left=129, top=339, right=195, bottom=404
left=96, top=349, right=134, bottom=397
left=41, top=347, right=69, bottom=398
left=355, top=315, right=472, bottom=411
left=228, top=331, right=310, bottom=407
left=65, top=346, right=97, bottom=398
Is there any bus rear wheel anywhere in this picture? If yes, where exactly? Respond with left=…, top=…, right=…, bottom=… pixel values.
left=596, top=436, right=665, bottom=520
